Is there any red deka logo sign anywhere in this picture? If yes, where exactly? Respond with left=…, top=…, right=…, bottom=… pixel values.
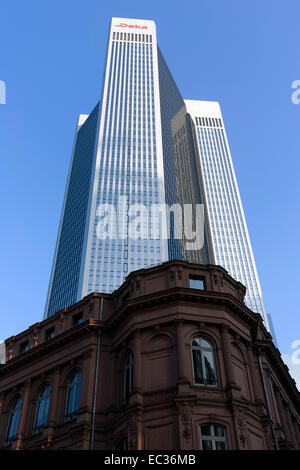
left=115, top=23, right=148, bottom=30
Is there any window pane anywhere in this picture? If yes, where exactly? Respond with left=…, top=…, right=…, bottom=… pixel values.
left=45, top=328, right=55, bottom=340
left=201, top=425, right=211, bottom=436
left=74, top=382, right=82, bottom=412
left=6, top=399, right=22, bottom=443
left=193, top=349, right=204, bottom=384
left=43, top=396, right=50, bottom=425
left=34, top=386, right=51, bottom=431
left=35, top=401, right=44, bottom=429
left=125, top=368, right=130, bottom=402
left=73, top=313, right=83, bottom=325
left=189, top=278, right=204, bottom=290
left=124, top=354, right=133, bottom=403
left=200, top=424, right=227, bottom=450
left=66, top=372, right=82, bottom=419
left=70, top=375, right=76, bottom=386
left=202, top=439, right=213, bottom=450
left=214, top=425, right=225, bottom=437
left=203, top=351, right=217, bottom=385
left=200, top=338, right=212, bottom=349
left=20, top=342, right=29, bottom=353
left=192, top=337, right=201, bottom=347
left=6, top=415, right=15, bottom=441
left=216, top=441, right=226, bottom=450
left=14, top=405, right=22, bottom=435
left=66, top=386, right=75, bottom=418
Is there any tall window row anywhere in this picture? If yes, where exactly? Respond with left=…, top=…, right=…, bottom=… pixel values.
left=87, top=33, right=160, bottom=295
left=3, top=371, right=82, bottom=445
left=3, top=338, right=219, bottom=446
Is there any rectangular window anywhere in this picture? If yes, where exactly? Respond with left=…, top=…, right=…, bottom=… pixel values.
left=189, top=276, right=205, bottom=290
left=45, top=327, right=55, bottom=340
left=19, top=341, right=29, bottom=353
left=200, top=424, right=228, bottom=450
left=73, top=312, right=83, bottom=326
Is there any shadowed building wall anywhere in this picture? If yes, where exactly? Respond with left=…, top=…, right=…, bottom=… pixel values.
left=1, top=261, right=299, bottom=450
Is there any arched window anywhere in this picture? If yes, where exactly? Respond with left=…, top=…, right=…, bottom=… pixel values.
left=191, top=337, right=218, bottom=387
left=65, top=371, right=82, bottom=421
left=200, top=424, right=228, bottom=450
left=33, top=385, right=51, bottom=433
left=123, top=353, right=133, bottom=404
left=5, top=398, right=23, bottom=445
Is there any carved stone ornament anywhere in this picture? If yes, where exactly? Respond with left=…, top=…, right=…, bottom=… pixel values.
left=235, top=408, right=247, bottom=448
left=71, top=430, right=83, bottom=448
left=128, top=413, right=138, bottom=449
left=178, top=402, right=193, bottom=440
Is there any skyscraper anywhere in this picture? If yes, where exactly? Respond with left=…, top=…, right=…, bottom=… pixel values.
left=45, top=17, right=208, bottom=318
left=183, top=100, right=269, bottom=328
left=44, top=17, right=269, bottom=330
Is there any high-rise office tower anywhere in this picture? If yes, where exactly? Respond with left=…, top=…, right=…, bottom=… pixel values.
left=44, top=17, right=269, bottom=331
left=183, top=100, right=269, bottom=329
left=45, top=18, right=210, bottom=318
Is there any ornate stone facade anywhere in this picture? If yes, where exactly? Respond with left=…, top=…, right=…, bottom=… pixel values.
left=0, top=261, right=299, bottom=450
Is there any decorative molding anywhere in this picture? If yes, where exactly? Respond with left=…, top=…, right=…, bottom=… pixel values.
left=234, top=407, right=248, bottom=448
left=177, top=401, right=193, bottom=440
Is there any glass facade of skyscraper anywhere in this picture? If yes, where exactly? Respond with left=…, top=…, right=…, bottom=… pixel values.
left=45, top=104, right=100, bottom=317
left=44, top=18, right=269, bottom=331
left=84, top=28, right=164, bottom=296
left=184, top=100, right=269, bottom=327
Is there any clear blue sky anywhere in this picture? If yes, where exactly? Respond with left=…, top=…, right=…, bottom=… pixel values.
left=0, top=0, right=299, bottom=355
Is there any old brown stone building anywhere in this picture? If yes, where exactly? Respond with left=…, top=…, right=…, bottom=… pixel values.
left=0, top=261, right=299, bottom=450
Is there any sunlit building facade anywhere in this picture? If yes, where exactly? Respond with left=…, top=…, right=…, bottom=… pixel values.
left=44, top=18, right=268, bottom=331
left=184, top=100, right=269, bottom=327
left=45, top=18, right=210, bottom=318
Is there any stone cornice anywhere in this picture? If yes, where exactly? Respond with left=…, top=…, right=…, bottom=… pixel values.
left=106, top=286, right=259, bottom=332
left=0, top=320, right=102, bottom=377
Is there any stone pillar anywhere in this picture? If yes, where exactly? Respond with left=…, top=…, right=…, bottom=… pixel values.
left=175, top=319, right=188, bottom=381
left=89, top=297, right=101, bottom=320
left=246, top=344, right=265, bottom=407
left=137, top=411, right=143, bottom=450
left=220, top=324, right=241, bottom=448
left=80, top=348, right=97, bottom=414
left=291, top=416, right=300, bottom=450
left=285, top=405, right=297, bottom=448
left=175, top=320, right=190, bottom=394
left=0, top=392, right=4, bottom=429
left=282, top=400, right=294, bottom=445
left=46, top=366, right=61, bottom=447
left=79, top=347, right=98, bottom=450
left=132, top=330, right=141, bottom=392
left=131, top=329, right=143, bottom=407
left=127, top=330, right=144, bottom=450
left=177, top=401, right=194, bottom=450
left=220, top=324, right=236, bottom=387
left=14, top=378, right=31, bottom=450
left=128, top=410, right=143, bottom=450
left=274, top=389, right=291, bottom=444
left=0, top=392, right=5, bottom=443
left=110, top=350, right=118, bottom=408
